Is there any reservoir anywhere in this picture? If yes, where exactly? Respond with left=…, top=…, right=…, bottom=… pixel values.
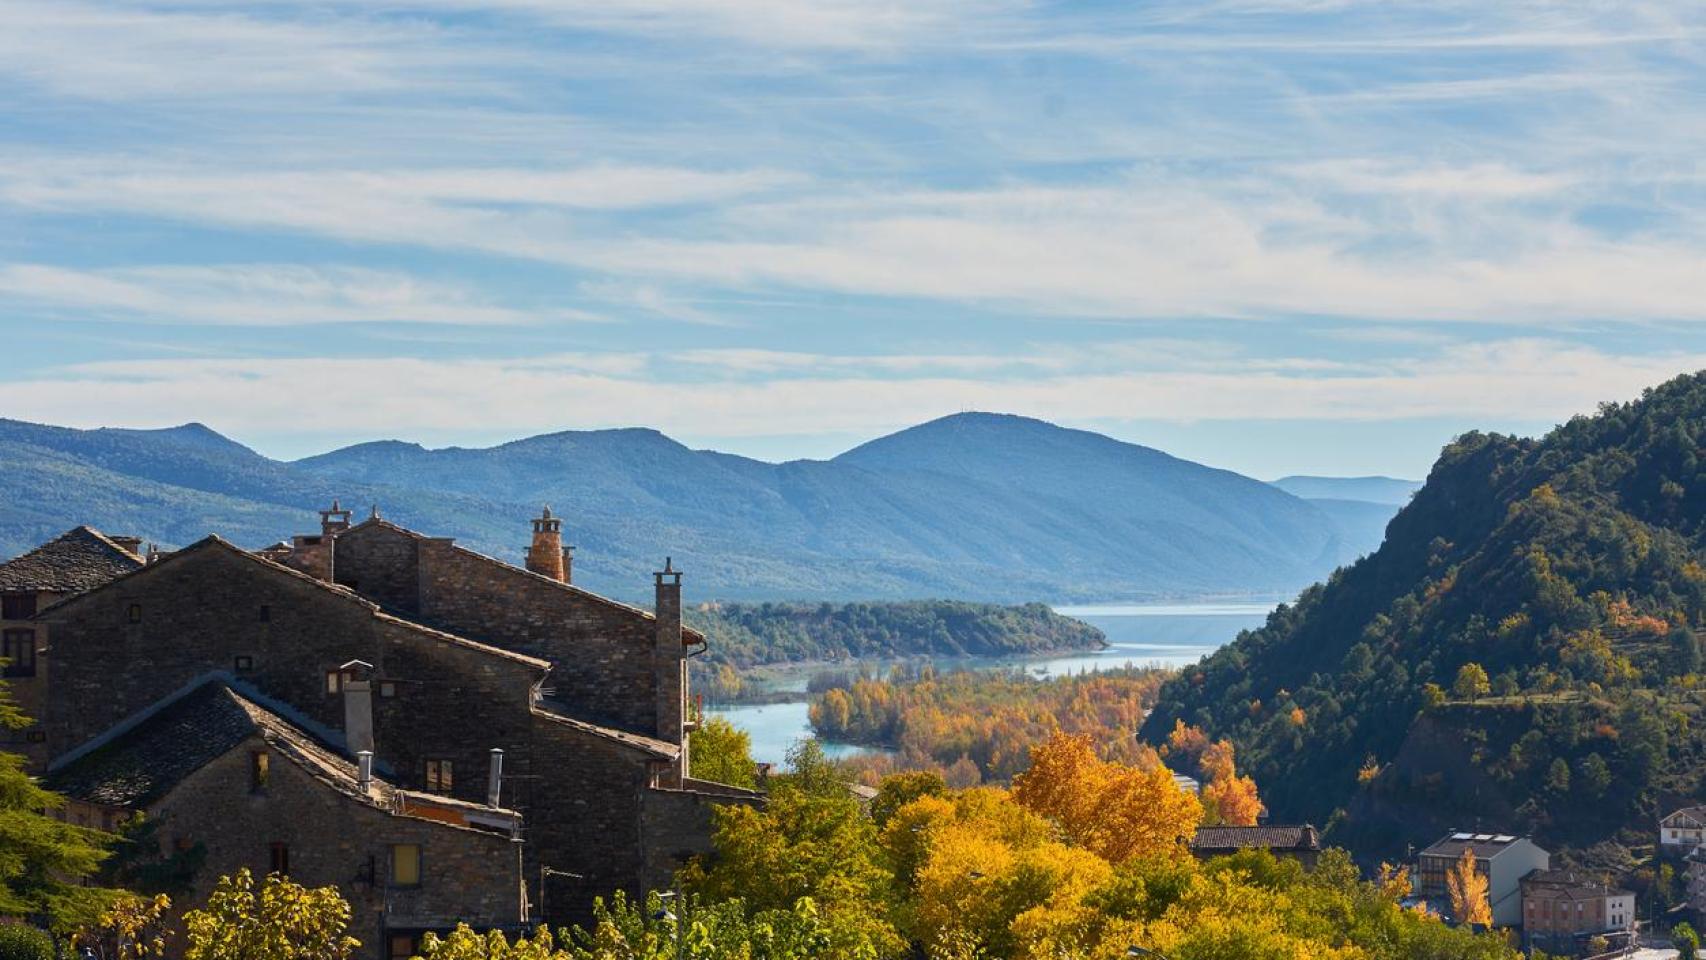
left=707, top=601, right=1275, bottom=766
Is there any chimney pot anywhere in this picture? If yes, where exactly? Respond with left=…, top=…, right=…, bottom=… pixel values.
left=357, top=750, right=374, bottom=793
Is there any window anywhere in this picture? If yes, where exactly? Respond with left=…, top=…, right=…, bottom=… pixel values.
left=2, top=629, right=35, bottom=678
left=379, top=681, right=396, bottom=698
left=391, top=844, right=421, bottom=888
left=424, top=760, right=453, bottom=794
left=25, top=730, right=45, bottom=743
left=269, top=841, right=289, bottom=877
left=251, top=751, right=270, bottom=793
left=1, top=593, right=36, bottom=620
left=258, top=605, right=271, bottom=623
left=234, top=655, right=254, bottom=672
left=126, top=603, right=142, bottom=624
left=388, top=934, right=418, bottom=960
left=325, top=670, right=343, bottom=695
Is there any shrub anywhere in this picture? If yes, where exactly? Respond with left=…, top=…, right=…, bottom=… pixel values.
left=0, top=925, right=55, bottom=960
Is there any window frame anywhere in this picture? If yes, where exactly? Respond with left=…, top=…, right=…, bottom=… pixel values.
left=391, top=843, right=422, bottom=889
left=1, top=593, right=36, bottom=620
left=269, top=841, right=290, bottom=877
left=250, top=750, right=270, bottom=793
left=1, top=628, right=36, bottom=678
left=424, top=759, right=454, bottom=795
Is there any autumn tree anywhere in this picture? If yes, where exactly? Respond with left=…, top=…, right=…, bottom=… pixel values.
left=75, top=893, right=173, bottom=960
left=1446, top=847, right=1493, bottom=927
left=681, top=742, right=902, bottom=956
left=181, top=870, right=359, bottom=960
left=1677, top=923, right=1701, bottom=960
left=689, top=716, right=760, bottom=789
left=1197, top=739, right=1263, bottom=826
left=1011, top=733, right=1201, bottom=864
left=1453, top=663, right=1491, bottom=701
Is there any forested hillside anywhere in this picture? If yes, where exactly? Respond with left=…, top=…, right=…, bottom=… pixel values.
left=1143, top=372, right=1706, bottom=864
left=688, top=600, right=1106, bottom=667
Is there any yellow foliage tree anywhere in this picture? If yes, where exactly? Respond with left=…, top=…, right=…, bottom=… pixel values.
left=1197, top=739, right=1263, bottom=827
left=1011, top=733, right=1201, bottom=864
left=1446, top=847, right=1493, bottom=927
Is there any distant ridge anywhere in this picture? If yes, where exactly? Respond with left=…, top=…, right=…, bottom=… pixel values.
left=0, top=413, right=1389, bottom=602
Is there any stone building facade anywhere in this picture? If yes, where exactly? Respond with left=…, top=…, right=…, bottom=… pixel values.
left=2, top=506, right=761, bottom=959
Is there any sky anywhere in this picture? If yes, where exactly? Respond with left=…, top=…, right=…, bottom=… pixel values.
left=2, top=1, right=1705, bottom=480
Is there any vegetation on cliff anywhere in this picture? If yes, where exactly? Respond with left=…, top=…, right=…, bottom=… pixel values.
left=1141, top=371, right=1706, bottom=863
left=688, top=600, right=1106, bottom=669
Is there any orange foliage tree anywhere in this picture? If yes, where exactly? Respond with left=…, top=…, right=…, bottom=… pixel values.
left=1198, top=739, right=1263, bottom=826
left=1447, top=846, right=1493, bottom=927
left=1011, top=732, right=1201, bottom=864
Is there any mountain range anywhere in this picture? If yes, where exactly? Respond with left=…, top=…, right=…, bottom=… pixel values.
left=0, top=413, right=1406, bottom=602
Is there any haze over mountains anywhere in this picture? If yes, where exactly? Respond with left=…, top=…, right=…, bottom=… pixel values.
left=0, top=413, right=1406, bottom=603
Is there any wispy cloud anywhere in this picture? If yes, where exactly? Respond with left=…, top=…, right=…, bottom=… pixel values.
left=0, top=263, right=583, bottom=326
left=4, top=340, right=1698, bottom=445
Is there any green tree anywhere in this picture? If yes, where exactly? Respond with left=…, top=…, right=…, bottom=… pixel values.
left=681, top=743, right=902, bottom=956
left=1545, top=758, right=1571, bottom=793
left=0, top=925, right=54, bottom=960
left=689, top=716, right=760, bottom=789
left=415, top=923, right=571, bottom=959
left=1671, top=625, right=1701, bottom=677
left=1677, top=922, right=1701, bottom=960
left=1453, top=663, right=1491, bottom=701
left=563, top=891, right=857, bottom=960
left=1575, top=753, right=1611, bottom=797
left=0, top=676, right=116, bottom=932
left=181, top=870, right=358, bottom=960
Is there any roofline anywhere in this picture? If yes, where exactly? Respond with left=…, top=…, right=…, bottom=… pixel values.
left=38, top=535, right=552, bottom=672
left=342, top=517, right=706, bottom=642
left=0, top=524, right=146, bottom=592
left=531, top=703, right=679, bottom=760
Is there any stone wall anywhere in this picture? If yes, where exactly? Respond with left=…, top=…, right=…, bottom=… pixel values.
left=150, top=736, right=523, bottom=960
left=331, top=524, right=421, bottom=615
left=412, top=537, right=662, bottom=734
left=637, top=780, right=763, bottom=892
left=41, top=543, right=544, bottom=809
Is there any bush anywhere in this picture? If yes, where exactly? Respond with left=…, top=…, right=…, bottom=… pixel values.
left=0, top=925, right=55, bottom=960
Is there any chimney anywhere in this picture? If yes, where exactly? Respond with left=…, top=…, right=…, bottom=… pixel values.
left=487, top=748, right=505, bottom=808
left=357, top=750, right=374, bottom=794
left=320, top=499, right=352, bottom=538
left=340, top=660, right=375, bottom=757
left=654, top=558, right=686, bottom=784
left=525, top=507, right=566, bottom=582
left=562, top=544, right=575, bottom=586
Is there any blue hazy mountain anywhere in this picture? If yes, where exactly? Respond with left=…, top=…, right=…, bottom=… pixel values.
left=0, top=413, right=1385, bottom=602
left=1269, top=475, right=1422, bottom=506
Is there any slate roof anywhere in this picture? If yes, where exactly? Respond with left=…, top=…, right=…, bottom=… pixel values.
left=1191, top=824, right=1321, bottom=853
left=48, top=681, right=293, bottom=807
left=0, top=526, right=143, bottom=594
left=533, top=699, right=680, bottom=760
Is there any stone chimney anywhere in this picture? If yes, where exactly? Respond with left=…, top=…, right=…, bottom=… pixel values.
left=654, top=558, right=686, bottom=783
left=525, top=507, right=566, bottom=582
left=320, top=500, right=352, bottom=537
left=340, top=660, right=375, bottom=757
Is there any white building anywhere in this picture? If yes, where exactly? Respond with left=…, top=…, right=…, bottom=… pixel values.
left=1660, top=805, right=1706, bottom=853
left=1417, top=831, right=1551, bottom=928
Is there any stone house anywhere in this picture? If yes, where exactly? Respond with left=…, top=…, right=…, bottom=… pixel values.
left=5, top=505, right=762, bottom=959
left=1415, top=831, right=1550, bottom=928
left=1687, top=845, right=1706, bottom=921
left=1188, top=824, right=1321, bottom=867
left=0, top=527, right=144, bottom=767
left=46, top=680, right=526, bottom=960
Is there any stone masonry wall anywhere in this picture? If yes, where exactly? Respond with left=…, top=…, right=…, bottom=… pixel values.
left=41, top=545, right=543, bottom=809
left=331, top=525, right=421, bottom=615
left=412, top=538, right=661, bottom=734
left=151, top=737, right=522, bottom=960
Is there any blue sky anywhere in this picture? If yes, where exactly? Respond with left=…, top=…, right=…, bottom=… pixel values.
left=2, top=1, right=1705, bottom=479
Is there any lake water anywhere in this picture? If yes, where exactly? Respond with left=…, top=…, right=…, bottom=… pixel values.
left=707, top=601, right=1275, bottom=766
